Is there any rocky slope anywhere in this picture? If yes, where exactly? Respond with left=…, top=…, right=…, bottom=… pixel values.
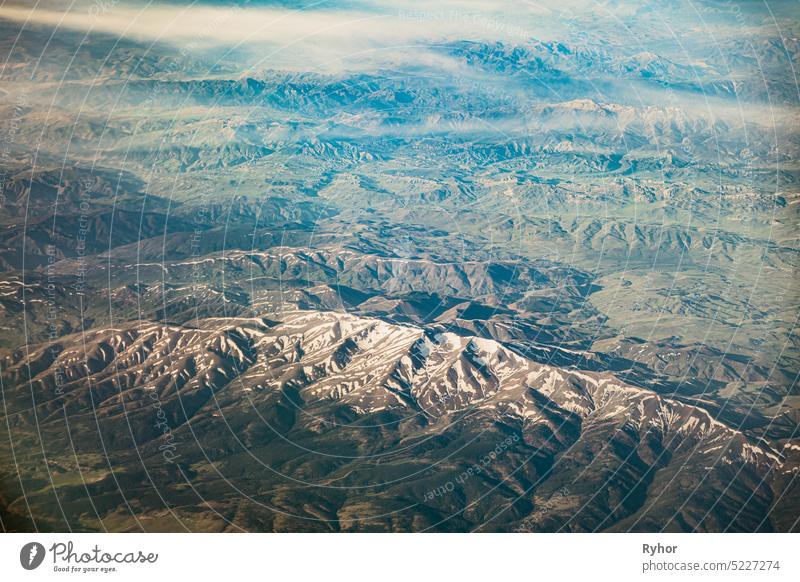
left=2, top=310, right=796, bottom=532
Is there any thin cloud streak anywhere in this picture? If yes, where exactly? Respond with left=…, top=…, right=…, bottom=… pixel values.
left=0, top=3, right=555, bottom=47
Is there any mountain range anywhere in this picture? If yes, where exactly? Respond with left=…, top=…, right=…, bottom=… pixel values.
left=0, top=0, right=798, bottom=532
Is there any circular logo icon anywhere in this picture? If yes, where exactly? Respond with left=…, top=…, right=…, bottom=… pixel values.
left=20, top=542, right=46, bottom=570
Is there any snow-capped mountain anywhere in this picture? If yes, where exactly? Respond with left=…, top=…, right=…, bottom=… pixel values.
left=4, top=309, right=795, bottom=531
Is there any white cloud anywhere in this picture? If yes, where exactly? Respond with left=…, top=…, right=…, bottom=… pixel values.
left=0, top=2, right=560, bottom=48
left=0, top=1, right=570, bottom=73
